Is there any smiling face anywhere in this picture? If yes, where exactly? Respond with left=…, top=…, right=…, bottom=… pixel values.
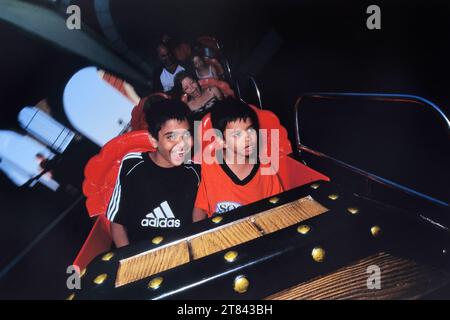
left=149, top=119, right=193, bottom=167
left=181, top=76, right=201, bottom=98
left=223, top=117, right=258, bottom=159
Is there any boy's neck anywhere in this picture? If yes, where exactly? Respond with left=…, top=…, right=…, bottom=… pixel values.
left=148, top=151, right=174, bottom=168
left=223, top=152, right=256, bottom=181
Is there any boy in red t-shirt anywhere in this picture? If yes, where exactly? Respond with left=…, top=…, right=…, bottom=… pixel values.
left=193, top=98, right=283, bottom=221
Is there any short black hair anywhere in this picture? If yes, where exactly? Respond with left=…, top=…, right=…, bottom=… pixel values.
left=210, top=98, right=259, bottom=136
left=144, top=98, right=192, bottom=139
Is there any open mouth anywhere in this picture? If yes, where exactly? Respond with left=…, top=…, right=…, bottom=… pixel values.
left=172, top=149, right=188, bottom=162
left=245, top=145, right=255, bottom=154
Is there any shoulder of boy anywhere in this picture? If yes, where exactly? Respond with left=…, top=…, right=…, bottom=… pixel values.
left=119, top=152, right=145, bottom=174
left=183, top=160, right=201, bottom=184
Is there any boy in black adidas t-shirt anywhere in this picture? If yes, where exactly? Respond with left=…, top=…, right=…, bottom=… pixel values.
left=106, top=99, right=200, bottom=247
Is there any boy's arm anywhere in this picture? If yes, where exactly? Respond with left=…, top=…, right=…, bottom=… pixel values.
left=269, top=172, right=284, bottom=196
left=211, top=86, right=224, bottom=100
left=192, top=207, right=208, bottom=222
left=193, top=175, right=210, bottom=221
left=110, top=222, right=130, bottom=248
left=106, top=155, right=140, bottom=247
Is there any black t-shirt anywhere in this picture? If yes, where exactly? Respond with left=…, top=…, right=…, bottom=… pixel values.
left=106, top=152, right=200, bottom=244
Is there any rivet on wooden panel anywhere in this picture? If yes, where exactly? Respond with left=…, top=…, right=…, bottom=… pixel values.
left=152, top=236, right=164, bottom=245
left=102, top=252, right=114, bottom=261
left=268, top=197, right=280, bottom=204
left=224, top=251, right=238, bottom=263
left=310, top=183, right=320, bottom=189
left=328, top=194, right=339, bottom=200
left=297, top=224, right=311, bottom=235
left=93, top=273, right=108, bottom=285
left=211, top=216, right=223, bottom=224
left=370, top=225, right=382, bottom=238
left=233, top=276, right=249, bottom=294
left=148, top=277, right=164, bottom=290
left=311, top=247, right=326, bottom=263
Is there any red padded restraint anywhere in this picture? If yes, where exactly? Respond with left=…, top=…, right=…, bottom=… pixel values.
left=82, top=131, right=155, bottom=217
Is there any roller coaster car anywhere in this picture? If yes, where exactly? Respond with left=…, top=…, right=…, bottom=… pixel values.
left=75, top=94, right=450, bottom=300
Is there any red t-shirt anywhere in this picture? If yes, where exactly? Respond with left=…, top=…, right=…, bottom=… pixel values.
left=195, top=160, right=283, bottom=217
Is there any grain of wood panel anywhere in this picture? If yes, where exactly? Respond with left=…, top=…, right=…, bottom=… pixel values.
left=116, top=241, right=190, bottom=287
left=265, top=252, right=450, bottom=300
left=252, top=196, right=328, bottom=234
left=190, top=220, right=262, bottom=260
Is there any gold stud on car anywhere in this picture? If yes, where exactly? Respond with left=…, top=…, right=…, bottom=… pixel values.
left=152, top=236, right=164, bottom=245
left=211, top=216, right=223, bottom=224
left=93, top=273, right=108, bottom=285
left=268, top=197, right=280, bottom=204
left=347, top=207, right=359, bottom=215
left=370, top=225, right=382, bottom=238
left=148, top=277, right=164, bottom=290
left=233, top=276, right=249, bottom=294
left=328, top=194, right=339, bottom=200
left=297, top=224, right=311, bottom=235
left=101, top=252, right=114, bottom=261
left=224, top=251, right=238, bottom=263
left=311, top=247, right=326, bottom=263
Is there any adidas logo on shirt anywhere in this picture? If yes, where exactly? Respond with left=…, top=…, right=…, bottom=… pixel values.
left=141, top=201, right=181, bottom=228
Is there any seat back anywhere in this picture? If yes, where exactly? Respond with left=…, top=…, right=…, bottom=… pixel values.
left=195, top=104, right=292, bottom=161
left=197, top=35, right=220, bottom=56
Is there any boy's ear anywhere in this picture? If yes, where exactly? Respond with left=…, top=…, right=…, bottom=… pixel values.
left=148, top=133, right=158, bottom=149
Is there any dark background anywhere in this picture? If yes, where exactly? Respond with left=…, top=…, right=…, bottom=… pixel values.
left=0, top=0, right=449, bottom=298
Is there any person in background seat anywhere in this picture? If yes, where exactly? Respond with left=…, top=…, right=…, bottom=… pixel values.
left=173, top=71, right=223, bottom=119
left=192, top=53, right=219, bottom=80
left=153, top=43, right=185, bottom=92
